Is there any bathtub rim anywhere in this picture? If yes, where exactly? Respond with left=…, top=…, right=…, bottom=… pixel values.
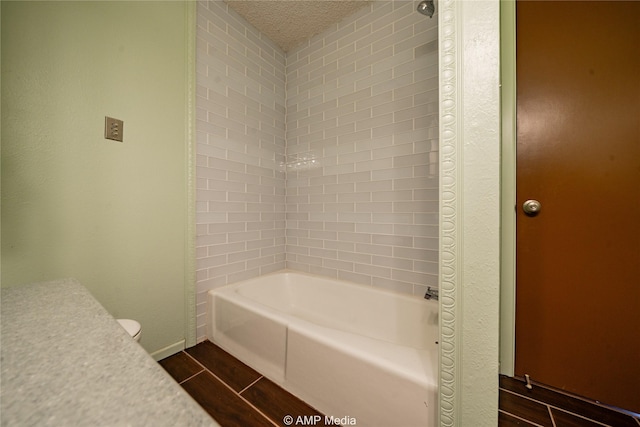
left=223, top=268, right=439, bottom=304
left=210, top=268, right=439, bottom=347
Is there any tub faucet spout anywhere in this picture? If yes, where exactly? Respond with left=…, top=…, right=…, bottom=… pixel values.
left=424, top=287, right=439, bottom=301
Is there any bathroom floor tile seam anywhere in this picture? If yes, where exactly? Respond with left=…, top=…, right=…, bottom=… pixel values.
left=159, top=341, right=333, bottom=427
left=499, top=388, right=604, bottom=427
left=498, top=375, right=640, bottom=427
left=161, top=346, right=279, bottom=427
left=182, top=352, right=279, bottom=427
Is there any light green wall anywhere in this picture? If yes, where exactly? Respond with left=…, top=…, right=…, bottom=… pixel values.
left=1, top=1, right=190, bottom=358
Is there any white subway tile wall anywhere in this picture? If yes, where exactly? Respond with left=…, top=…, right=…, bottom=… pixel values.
left=196, top=0, right=287, bottom=338
left=285, top=1, right=438, bottom=295
left=196, top=0, right=438, bottom=340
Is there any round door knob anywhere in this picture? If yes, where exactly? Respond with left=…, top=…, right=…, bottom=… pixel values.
left=523, top=199, right=541, bottom=215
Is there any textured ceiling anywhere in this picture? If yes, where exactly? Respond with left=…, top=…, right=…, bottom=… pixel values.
left=225, top=0, right=372, bottom=53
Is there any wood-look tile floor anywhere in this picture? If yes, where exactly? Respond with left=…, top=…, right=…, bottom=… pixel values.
left=159, top=340, right=333, bottom=427
left=160, top=341, right=640, bottom=427
left=499, top=375, right=640, bottom=427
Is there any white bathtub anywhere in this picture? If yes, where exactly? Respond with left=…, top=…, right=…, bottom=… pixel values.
left=206, top=271, right=438, bottom=426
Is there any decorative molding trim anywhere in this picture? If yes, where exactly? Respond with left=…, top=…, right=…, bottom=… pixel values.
left=438, top=0, right=461, bottom=425
left=184, top=0, right=197, bottom=349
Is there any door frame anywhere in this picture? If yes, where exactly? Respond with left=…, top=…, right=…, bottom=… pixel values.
left=500, top=0, right=517, bottom=377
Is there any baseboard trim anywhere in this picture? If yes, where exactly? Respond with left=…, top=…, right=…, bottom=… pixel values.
left=150, top=340, right=185, bottom=361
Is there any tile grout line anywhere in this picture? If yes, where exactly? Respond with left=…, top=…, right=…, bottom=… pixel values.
left=181, top=350, right=280, bottom=427
left=498, top=409, right=545, bottom=427
left=500, top=387, right=560, bottom=410
left=158, top=350, right=204, bottom=384
left=501, top=388, right=617, bottom=427
left=238, top=375, right=264, bottom=395
left=551, top=406, right=613, bottom=427
left=180, top=350, right=209, bottom=374
left=547, top=405, right=557, bottom=427
left=502, top=380, right=639, bottom=422
left=178, top=368, right=206, bottom=385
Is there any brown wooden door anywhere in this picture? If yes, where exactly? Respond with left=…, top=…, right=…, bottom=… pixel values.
left=515, top=1, right=640, bottom=413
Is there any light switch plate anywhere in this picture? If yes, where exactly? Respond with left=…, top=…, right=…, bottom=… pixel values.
left=105, top=116, right=124, bottom=142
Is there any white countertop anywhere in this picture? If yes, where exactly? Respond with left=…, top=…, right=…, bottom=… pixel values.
left=1, top=278, right=218, bottom=427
